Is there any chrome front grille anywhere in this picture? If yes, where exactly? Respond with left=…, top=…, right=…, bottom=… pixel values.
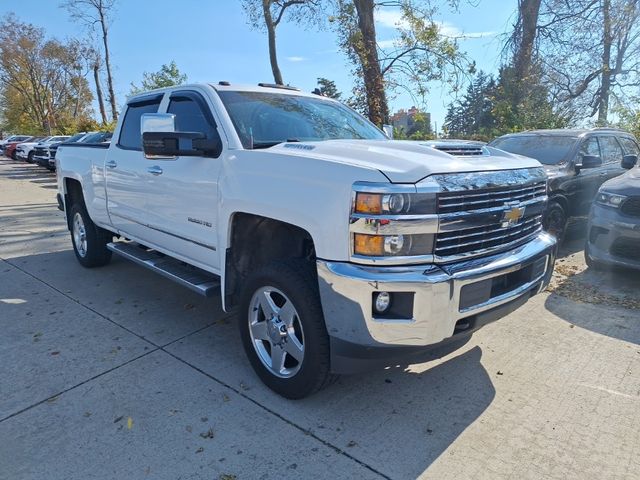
left=431, top=169, right=548, bottom=262
left=436, top=215, right=542, bottom=258
left=438, top=181, right=547, bottom=214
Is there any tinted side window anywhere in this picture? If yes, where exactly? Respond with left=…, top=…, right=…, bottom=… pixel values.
left=579, top=137, right=600, bottom=158
left=118, top=99, right=162, bottom=150
left=167, top=97, right=217, bottom=139
left=598, top=136, right=624, bottom=164
left=618, top=137, right=640, bottom=156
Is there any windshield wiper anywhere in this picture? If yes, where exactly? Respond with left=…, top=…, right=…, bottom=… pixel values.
left=251, top=139, right=301, bottom=149
left=252, top=141, right=283, bottom=149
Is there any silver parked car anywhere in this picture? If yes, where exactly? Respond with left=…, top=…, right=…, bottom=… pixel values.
left=585, top=154, right=640, bottom=270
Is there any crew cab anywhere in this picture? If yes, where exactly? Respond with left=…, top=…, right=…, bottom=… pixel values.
left=56, top=83, right=557, bottom=398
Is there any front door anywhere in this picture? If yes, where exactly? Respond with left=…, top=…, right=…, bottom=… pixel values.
left=574, top=136, right=602, bottom=215
left=106, top=94, right=164, bottom=242
left=142, top=90, right=223, bottom=271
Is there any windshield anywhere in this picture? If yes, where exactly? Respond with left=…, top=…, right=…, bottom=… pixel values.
left=64, top=133, right=86, bottom=143
left=490, top=135, right=578, bottom=165
left=218, top=91, right=386, bottom=149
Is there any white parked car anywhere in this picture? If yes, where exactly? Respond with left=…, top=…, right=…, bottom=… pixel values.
left=15, top=136, right=50, bottom=162
left=56, top=82, right=557, bottom=398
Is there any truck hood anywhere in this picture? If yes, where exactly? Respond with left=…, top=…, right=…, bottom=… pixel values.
left=269, top=139, right=542, bottom=183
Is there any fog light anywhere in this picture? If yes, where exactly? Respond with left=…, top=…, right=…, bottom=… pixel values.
left=373, top=291, right=392, bottom=314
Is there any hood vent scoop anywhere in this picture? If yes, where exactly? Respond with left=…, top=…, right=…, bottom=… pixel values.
left=433, top=144, right=488, bottom=156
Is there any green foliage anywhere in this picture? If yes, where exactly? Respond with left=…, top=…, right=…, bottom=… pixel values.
left=316, top=77, right=341, bottom=99
left=0, top=14, right=94, bottom=135
left=613, top=99, right=640, bottom=139
left=444, top=67, right=568, bottom=141
left=129, top=61, right=187, bottom=95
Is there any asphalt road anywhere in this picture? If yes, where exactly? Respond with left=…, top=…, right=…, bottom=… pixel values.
left=1, top=157, right=639, bottom=480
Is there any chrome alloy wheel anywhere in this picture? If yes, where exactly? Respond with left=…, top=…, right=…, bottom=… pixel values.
left=72, top=212, right=88, bottom=258
left=248, top=286, right=305, bottom=378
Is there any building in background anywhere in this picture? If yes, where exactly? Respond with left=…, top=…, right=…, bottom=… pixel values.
left=390, top=107, right=432, bottom=139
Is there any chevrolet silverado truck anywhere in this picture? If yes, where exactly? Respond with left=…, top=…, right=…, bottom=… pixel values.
left=56, top=82, right=557, bottom=399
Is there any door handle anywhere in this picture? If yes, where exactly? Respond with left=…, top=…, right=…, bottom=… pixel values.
left=147, top=165, right=163, bottom=175
left=105, top=160, right=117, bottom=169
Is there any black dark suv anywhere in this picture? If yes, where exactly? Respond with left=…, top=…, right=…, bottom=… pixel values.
left=490, top=128, right=639, bottom=240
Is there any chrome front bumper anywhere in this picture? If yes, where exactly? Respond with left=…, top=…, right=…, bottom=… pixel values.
left=317, top=232, right=556, bottom=348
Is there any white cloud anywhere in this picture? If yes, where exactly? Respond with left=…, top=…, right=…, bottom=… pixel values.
left=436, top=21, right=497, bottom=39
left=375, top=9, right=407, bottom=29
left=375, top=8, right=496, bottom=40
left=286, top=56, right=306, bottom=62
left=377, top=39, right=398, bottom=49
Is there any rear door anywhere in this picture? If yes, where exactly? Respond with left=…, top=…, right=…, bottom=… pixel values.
left=598, top=135, right=626, bottom=183
left=142, top=89, right=223, bottom=270
left=105, top=93, right=164, bottom=241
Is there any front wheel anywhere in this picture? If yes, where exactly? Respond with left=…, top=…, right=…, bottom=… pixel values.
left=69, top=203, right=113, bottom=268
left=238, top=259, right=336, bottom=399
left=27, top=151, right=34, bottom=163
left=543, top=201, right=567, bottom=244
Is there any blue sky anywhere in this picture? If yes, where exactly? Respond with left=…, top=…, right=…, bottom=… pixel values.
left=1, top=0, right=517, bottom=131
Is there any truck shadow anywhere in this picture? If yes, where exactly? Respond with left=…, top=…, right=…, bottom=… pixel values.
left=544, top=265, right=640, bottom=345
left=1, top=247, right=496, bottom=479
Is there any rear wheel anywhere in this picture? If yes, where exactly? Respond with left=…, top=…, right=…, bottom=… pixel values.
left=69, top=202, right=113, bottom=268
left=543, top=201, right=567, bottom=244
left=238, top=259, right=336, bottom=399
left=27, top=151, right=34, bottom=163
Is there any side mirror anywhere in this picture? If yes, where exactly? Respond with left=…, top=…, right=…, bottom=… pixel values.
left=141, top=113, right=221, bottom=158
left=382, top=124, right=394, bottom=139
left=576, top=155, right=602, bottom=170
left=622, top=154, right=638, bottom=169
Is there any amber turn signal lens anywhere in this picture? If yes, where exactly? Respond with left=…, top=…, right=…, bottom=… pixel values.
left=355, top=192, right=382, bottom=214
left=354, top=233, right=384, bottom=256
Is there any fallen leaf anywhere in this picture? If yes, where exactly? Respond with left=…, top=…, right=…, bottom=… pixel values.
left=200, top=428, right=214, bottom=439
left=195, top=447, right=204, bottom=454
left=127, top=417, right=133, bottom=429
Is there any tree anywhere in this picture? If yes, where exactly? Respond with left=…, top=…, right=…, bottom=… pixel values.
left=444, top=71, right=497, bottom=139
left=443, top=68, right=567, bottom=140
left=315, top=77, right=341, bottom=99
left=536, top=0, right=640, bottom=124
left=505, top=0, right=542, bottom=109
left=129, top=61, right=188, bottom=95
left=331, top=0, right=470, bottom=126
left=63, top=0, right=119, bottom=121
left=242, top=0, right=322, bottom=85
left=0, top=15, right=94, bottom=134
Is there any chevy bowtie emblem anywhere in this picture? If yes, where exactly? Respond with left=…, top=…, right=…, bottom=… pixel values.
left=502, top=206, right=525, bottom=226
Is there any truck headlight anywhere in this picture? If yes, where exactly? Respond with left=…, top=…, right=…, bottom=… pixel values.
left=354, top=192, right=435, bottom=215
left=596, top=191, right=626, bottom=208
left=353, top=233, right=434, bottom=257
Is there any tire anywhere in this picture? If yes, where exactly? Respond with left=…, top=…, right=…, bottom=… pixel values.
left=584, top=243, right=604, bottom=270
left=69, top=202, right=113, bottom=268
left=238, top=259, right=337, bottom=399
left=11, top=151, right=16, bottom=160
left=27, top=151, right=34, bottom=163
left=543, top=201, right=567, bottom=244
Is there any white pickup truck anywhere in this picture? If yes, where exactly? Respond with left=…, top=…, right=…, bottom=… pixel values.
left=56, top=82, right=556, bottom=398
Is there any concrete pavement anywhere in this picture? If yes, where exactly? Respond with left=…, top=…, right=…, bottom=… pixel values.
left=1, top=158, right=639, bottom=479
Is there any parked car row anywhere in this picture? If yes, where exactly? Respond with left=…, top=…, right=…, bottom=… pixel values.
left=1, top=131, right=113, bottom=171
left=489, top=128, right=639, bottom=242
